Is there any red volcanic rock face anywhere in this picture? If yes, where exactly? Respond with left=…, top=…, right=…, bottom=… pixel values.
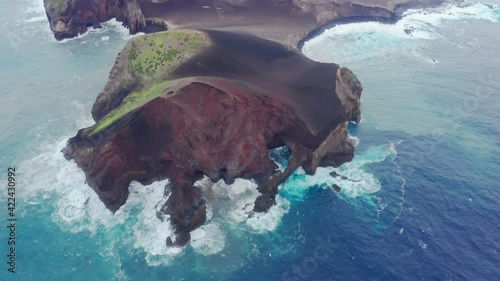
left=118, top=79, right=290, bottom=184
left=64, top=76, right=357, bottom=246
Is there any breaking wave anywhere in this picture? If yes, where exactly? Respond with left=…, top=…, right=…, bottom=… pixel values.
left=280, top=143, right=398, bottom=201
left=302, top=2, right=500, bottom=63
left=196, top=177, right=291, bottom=233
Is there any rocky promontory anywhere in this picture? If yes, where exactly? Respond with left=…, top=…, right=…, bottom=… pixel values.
left=63, top=29, right=362, bottom=246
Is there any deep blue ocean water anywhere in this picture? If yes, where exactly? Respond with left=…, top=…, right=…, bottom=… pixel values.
left=0, top=0, right=499, bottom=280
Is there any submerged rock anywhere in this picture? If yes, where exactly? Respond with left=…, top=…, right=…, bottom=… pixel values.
left=404, top=26, right=416, bottom=35
left=63, top=29, right=362, bottom=246
left=329, top=170, right=360, bottom=182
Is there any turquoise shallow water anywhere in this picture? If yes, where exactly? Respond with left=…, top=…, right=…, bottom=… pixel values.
left=0, top=0, right=499, bottom=280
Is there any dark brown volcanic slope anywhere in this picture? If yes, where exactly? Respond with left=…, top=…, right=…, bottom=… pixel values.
left=63, top=29, right=362, bottom=246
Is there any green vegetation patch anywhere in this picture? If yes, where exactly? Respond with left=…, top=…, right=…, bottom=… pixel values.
left=86, top=30, right=211, bottom=135
left=126, top=30, right=211, bottom=80
left=89, top=80, right=172, bottom=134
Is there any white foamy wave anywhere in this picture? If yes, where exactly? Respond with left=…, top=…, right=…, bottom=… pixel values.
left=55, top=190, right=88, bottom=223
left=127, top=180, right=184, bottom=266
left=25, top=16, right=47, bottom=23
left=281, top=143, right=396, bottom=201
left=102, top=19, right=145, bottom=40
left=24, top=0, right=46, bottom=16
left=19, top=137, right=126, bottom=235
left=247, top=196, right=290, bottom=232
left=302, top=3, right=500, bottom=63
left=70, top=101, right=95, bottom=128
left=332, top=144, right=395, bottom=198
left=19, top=133, right=182, bottom=264
left=58, top=19, right=144, bottom=44
left=197, top=178, right=290, bottom=233
left=403, top=3, right=500, bottom=24
left=7, top=0, right=53, bottom=49
left=269, top=146, right=290, bottom=172
left=191, top=222, right=226, bottom=255
left=350, top=135, right=360, bottom=147
left=101, top=244, right=130, bottom=281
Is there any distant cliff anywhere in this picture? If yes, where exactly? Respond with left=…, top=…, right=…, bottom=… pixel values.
left=43, top=0, right=447, bottom=43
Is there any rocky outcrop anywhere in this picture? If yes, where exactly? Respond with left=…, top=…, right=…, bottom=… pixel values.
left=336, top=67, right=362, bottom=123
left=43, top=0, right=162, bottom=40
left=123, top=0, right=146, bottom=34
left=63, top=29, right=362, bottom=246
left=43, top=0, right=102, bottom=40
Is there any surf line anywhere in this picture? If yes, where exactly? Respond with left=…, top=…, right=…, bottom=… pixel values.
left=374, top=140, right=406, bottom=229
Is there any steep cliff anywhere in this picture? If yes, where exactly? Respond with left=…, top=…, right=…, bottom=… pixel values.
left=63, top=29, right=362, bottom=246
left=43, top=0, right=151, bottom=40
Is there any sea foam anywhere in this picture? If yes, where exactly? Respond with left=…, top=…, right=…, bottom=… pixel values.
left=57, top=19, right=143, bottom=45
left=302, top=3, right=500, bottom=63
left=196, top=177, right=291, bottom=233
left=280, top=143, right=397, bottom=202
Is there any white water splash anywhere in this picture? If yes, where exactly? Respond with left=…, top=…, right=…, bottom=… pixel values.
left=196, top=177, right=291, bottom=233
left=280, top=143, right=397, bottom=202
left=18, top=133, right=183, bottom=265
left=127, top=180, right=183, bottom=266
left=388, top=141, right=407, bottom=225
left=56, top=19, right=144, bottom=46
left=191, top=222, right=226, bottom=255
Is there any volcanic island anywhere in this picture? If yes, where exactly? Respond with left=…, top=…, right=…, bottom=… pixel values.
left=43, top=0, right=445, bottom=246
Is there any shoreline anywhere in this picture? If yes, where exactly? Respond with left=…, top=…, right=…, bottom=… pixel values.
left=298, top=0, right=464, bottom=49
left=296, top=0, right=461, bottom=49
left=295, top=15, right=397, bottom=50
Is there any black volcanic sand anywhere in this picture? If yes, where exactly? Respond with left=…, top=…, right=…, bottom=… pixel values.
left=172, top=30, right=345, bottom=138
left=140, top=0, right=317, bottom=44
left=140, top=0, right=447, bottom=46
